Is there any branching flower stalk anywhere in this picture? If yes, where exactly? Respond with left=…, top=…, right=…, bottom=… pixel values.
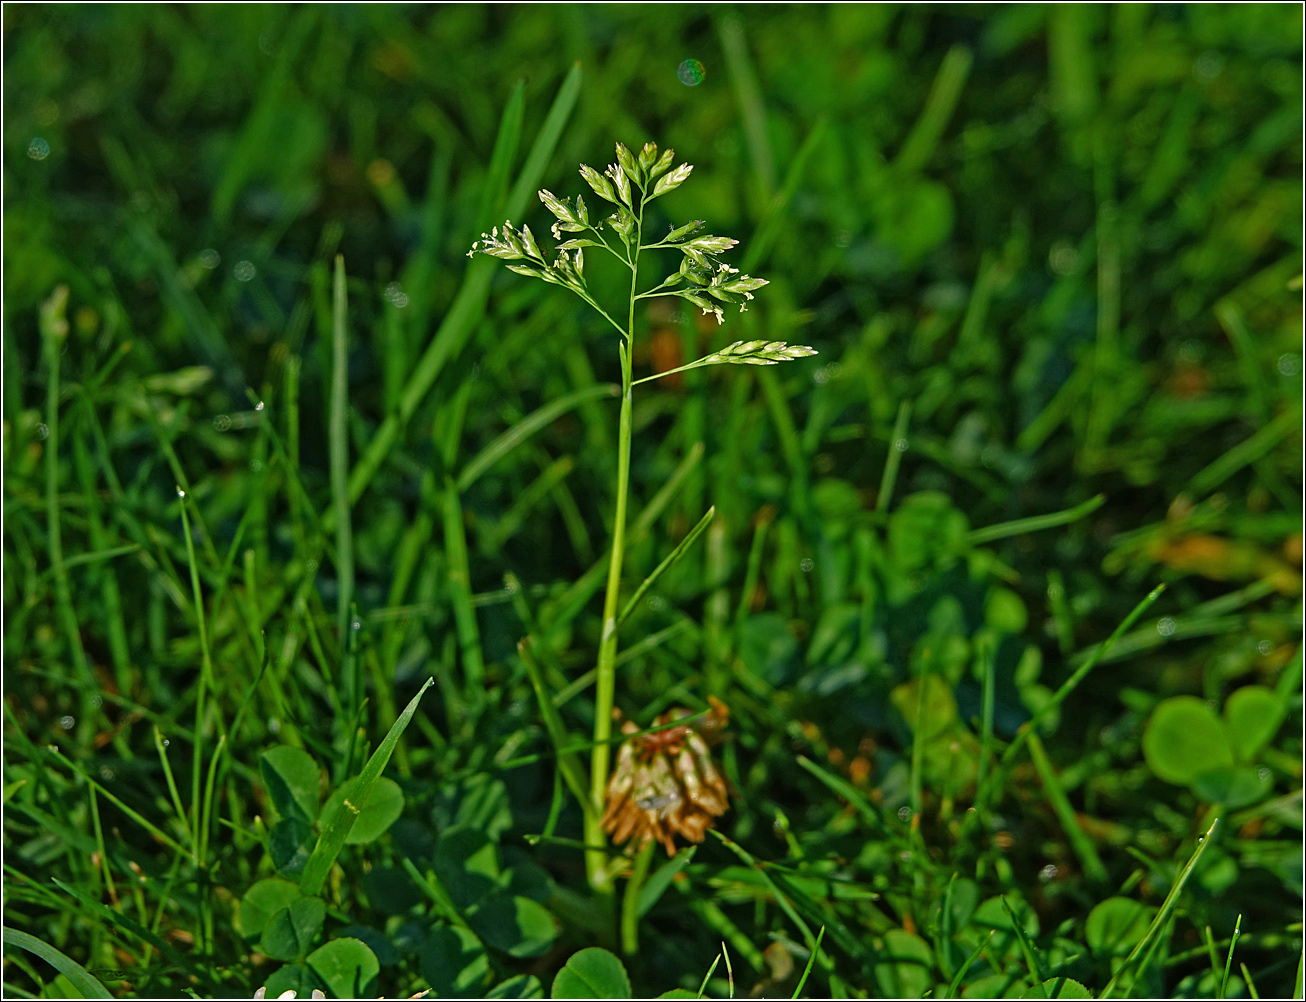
left=471, top=142, right=814, bottom=899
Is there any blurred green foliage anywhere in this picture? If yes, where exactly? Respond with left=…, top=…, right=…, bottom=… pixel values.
left=3, top=4, right=1301, bottom=999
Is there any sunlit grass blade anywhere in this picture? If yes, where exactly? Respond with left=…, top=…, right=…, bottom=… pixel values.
left=1219, top=914, right=1242, bottom=1000
left=298, top=678, right=434, bottom=897
left=791, top=926, right=825, bottom=999
left=618, top=506, right=715, bottom=627
left=1099, top=817, right=1220, bottom=998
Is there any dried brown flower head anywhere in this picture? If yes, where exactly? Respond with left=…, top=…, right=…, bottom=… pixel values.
left=601, top=697, right=731, bottom=856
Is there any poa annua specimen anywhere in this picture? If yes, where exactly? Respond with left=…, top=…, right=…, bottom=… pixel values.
left=471, top=142, right=815, bottom=907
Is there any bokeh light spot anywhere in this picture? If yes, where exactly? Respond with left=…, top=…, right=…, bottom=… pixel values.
left=678, top=59, right=705, bottom=86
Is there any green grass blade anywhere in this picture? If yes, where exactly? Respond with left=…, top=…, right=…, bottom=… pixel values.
left=791, top=926, right=825, bottom=999
left=1099, top=817, right=1220, bottom=998
left=475, top=80, right=525, bottom=235
left=966, top=494, right=1105, bottom=545
left=339, top=63, right=582, bottom=514
left=329, top=254, right=357, bottom=720
left=517, top=639, right=591, bottom=816
left=877, top=401, right=912, bottom=513
left=1001, top=583, right=1166, bottom=768
left=298, top=678, right=434, bottom=897
left=1219, top=914, right=1242, bottom=999
left=618, top=506, right=715, bottom=628
left=894, top=45, right=973, bottom=174
left=2, top=927, right=112, bottom=999
left=455, top=383, right=618, bottom=493
left=1001, top=896, right=1045, bottom=982
left=1026, top=730, right=1108, bottom=886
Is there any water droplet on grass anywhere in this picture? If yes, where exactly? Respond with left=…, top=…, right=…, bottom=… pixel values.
left=1039, top=864, right=1059, bottom=882
left=234, top=260, right=256, bottom=282
left=198, top=248, right=220, bottom=269
left=1278, top=353, right=1301, bottom=376
left=894, top=438, right=909, bottom=452
left=35, top=423, right=49, bottom=441
left=1258, top=767, right=1271, bottom=781
left=58, top=715, right=75, bottom=730
left=1156, top=617, right=1176, bottom=637
left=678, top=59, right=706, bottom=86
left=213, top=414, right=232, bottom=431
left=1257, top=639, right=1273, bottom=655
left=800, top=558, right=814, bottom=572
left=100, top=767, right=114, bottom=780
left=162, top=738, right=169, bottom=747
left=897, top=806, right=913, bottom=821
left=28, top=137, right=50, bottom=160
left=176, top=487, right=186, bottom=498
left=254, top=400, right=265, bottom=411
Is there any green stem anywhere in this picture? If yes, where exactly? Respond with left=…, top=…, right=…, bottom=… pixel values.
left=587, top=189, right=644, bottom=902
left=620, top=840, right=656, bottom=955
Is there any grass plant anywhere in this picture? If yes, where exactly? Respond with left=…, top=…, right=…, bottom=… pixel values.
left=2, top=5, right=1301, bottom=1000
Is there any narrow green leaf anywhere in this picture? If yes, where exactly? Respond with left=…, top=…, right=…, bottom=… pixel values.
left=299, top=679, right=434, bottom=896
left=2, top=928, right=112, bottom=1000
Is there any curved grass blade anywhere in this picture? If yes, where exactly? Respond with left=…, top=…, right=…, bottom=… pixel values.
left=298, top=678, right=434, bottom=897
left=2, top=927, right=111, bottom=1000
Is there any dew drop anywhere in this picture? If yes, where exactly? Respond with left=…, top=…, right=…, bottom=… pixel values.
left=268, top=717, right=281, bottom=734
left=58, top=715, right=75, bottom=730
left=100, top=766, right=114, bottom=780
left=176, top=487, right=186, bottom=498
left=213, top=414, right=232, bottom=431
left=1258, top=767, right=1271, bottom=781
left=35, top=423, right=49, bottom=441
left=254, top=400, right=265, bottom=411
left=894, top=437, right=909, bottom=452
left=897, top=806, right=913, bottom=821
left=28, top=137, right=50, bottom=161
left=1039, top=863, right=1059, bottom=882
left=1156, top=617, right=1176, bottom=637
left=351, top=619, right=362, bottom=631
left=233, top=260, right=256, bottom=282
left=1257, top=639, right=1273, bottom=655
left=800, top=557, right=814, bottom=573
left=899, top=850, right=913, bottom=861
left=162, top=738, right=170, bottom=747
left=249, top=459, right=264, bottom=473
left=198, top=248, right=221, bottom=269
left=91, top=695, right=103, bottom=708
left=1278, top=353, right=1301, bottom=376
left=677, top=58, right=706, bottom=86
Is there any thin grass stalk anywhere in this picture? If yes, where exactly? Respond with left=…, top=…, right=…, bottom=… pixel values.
left=586, top=198, right=644, bottom=899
